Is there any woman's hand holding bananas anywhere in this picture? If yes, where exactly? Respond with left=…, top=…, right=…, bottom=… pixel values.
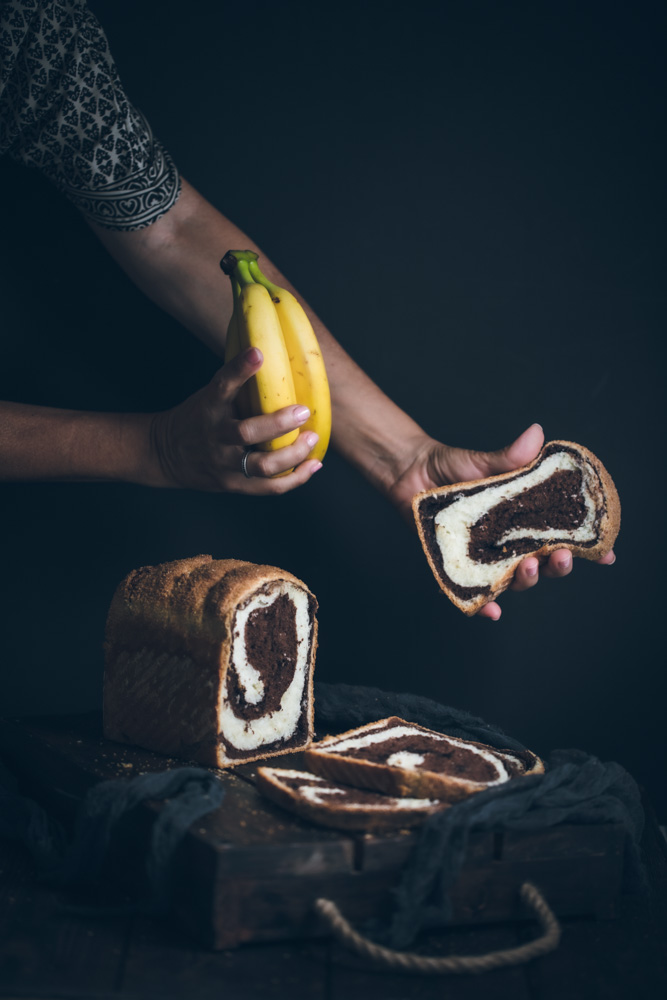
left=147, top=345, right=323, bottom=494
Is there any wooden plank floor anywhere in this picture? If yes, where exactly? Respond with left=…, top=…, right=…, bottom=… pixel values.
left=1, top=802, right=666, bottom=999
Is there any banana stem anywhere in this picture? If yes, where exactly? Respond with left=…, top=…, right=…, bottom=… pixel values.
left=234, top=259, right=255, bottom=287
left=248, top=260, right=278, bottom=297
left=219, top=249, right=259, bottom=275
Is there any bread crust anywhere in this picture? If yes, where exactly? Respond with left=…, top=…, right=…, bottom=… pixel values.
left=104, top=555, right=317, bottom=767
left=412, top=440, right=621, bottom=615
left=304, top=717, right=544, bottom=803
left=256, top=766, right=444, bottom=831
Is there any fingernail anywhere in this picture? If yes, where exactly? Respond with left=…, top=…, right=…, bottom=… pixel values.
left=525, top=563, right=538, bottom=578
left=304, top=431, right=319, bottom=448
left=558, top=554, right=571, bottom=571
left=312, top=461, right=323, bottom=472
left=294, top=406, right=310, bottom=423
left=607, top=553, right=616, bottom=565
left=245, top=347, right=262, bottom=365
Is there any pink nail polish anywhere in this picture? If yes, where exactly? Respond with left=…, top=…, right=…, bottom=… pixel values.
left=294, top=406, right=310, bottom=422
left=312, top=461, right=323, bottom=472
left=305, top=432, right=319, bottom=447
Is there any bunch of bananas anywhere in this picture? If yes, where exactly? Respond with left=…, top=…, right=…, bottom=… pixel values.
left=220, top=250, right=331, bottom=466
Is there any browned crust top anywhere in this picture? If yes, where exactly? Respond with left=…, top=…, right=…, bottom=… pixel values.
left=105, top=554, right=317, bottom=648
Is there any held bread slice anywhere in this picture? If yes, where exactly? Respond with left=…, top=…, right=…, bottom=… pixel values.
left=104, top=555, right=318, bottom=767
left=412, top=440, right=620, bottom=615
left=304, top=717, right=544, bottom=803
left=256, top=766, right=444, bottom=831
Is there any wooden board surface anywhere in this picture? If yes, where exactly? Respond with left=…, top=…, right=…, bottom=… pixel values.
left=0, top=713, right=627, bottom=949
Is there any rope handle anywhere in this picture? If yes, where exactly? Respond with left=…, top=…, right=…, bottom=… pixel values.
left=314, top=881, right=561, bottom=975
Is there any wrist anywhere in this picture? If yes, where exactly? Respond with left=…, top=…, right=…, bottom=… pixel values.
left=112, top=412, right=167, bottom=487
left=64, top=410, right=161, bottom=486
left=333, top=407, right=431, bottom=496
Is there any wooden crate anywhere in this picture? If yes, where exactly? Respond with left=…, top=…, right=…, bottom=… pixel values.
left=0, top=714, right=626, bottom=949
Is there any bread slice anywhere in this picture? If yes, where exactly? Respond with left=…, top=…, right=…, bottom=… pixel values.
left=104, top=555, right=318, bottom=767
left=304, top=717, right=544, bottom=802
left=256, top=766, right=444, bottom=831
left=412, top=440, right=620, bottom=615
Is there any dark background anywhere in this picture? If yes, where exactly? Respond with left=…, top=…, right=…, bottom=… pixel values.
left=1, top=1, right=665, bottom=813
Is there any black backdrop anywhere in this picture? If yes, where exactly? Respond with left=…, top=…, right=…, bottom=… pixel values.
left=1, top=1, right=665, bottom=814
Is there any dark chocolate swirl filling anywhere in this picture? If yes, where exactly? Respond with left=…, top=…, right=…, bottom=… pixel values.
left=469, top=469, right=588, bottom=563
left=227, top=592, right=298, bottom=722
left=222, top=587, right=315, bottom=759
left=333, top=731, right=531, bottom=783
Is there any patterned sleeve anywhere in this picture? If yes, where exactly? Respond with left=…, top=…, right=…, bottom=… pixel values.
left=0, top=0, right=181, bottom=230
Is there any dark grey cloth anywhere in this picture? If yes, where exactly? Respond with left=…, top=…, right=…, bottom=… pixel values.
left=315, top=683, right=646, bottom=948
left=0, top=0, right=180, bottom=229
left=314, top=681, right=529, bottom=751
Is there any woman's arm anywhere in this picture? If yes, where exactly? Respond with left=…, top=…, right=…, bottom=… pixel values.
left=0, top=353, right=322, bottom=494
left=87, top=178, right=428, bottom=499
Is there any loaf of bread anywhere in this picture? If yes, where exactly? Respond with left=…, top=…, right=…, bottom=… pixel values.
left=104, top=555, right=318, bottom=766
left=304, top=717, right=544, bottom=802
left=256, top=766, right=444, bottom=831
left=412, top=440, right=620, bottom=615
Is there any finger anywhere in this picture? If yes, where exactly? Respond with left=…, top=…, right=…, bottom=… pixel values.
left=540, top=549, right=573, bottom=579
left=229, top=404, right=311, bottom=448
left=597, top=550, right=616, bottom=566
left=245, top=431, right=320, bottom=479
left=238, top=458, right=323, bottom=496
left=209, top=348, right=263, bottom=411
left=472, top=423, right=545, bottom=477
left=477, top=602, right=502, bottom=621
left=509, top=556, right=541, bottom=591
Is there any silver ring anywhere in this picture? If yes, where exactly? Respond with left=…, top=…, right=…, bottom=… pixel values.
left=241, top=448, right=253, bottom=478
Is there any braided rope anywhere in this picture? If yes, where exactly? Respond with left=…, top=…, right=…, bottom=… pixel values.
left=314, top=882, right=561, bottom=975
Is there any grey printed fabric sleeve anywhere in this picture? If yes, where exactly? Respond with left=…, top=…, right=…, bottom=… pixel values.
left=0, top=0, right=181, bottom=230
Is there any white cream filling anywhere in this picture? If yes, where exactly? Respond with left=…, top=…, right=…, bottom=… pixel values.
left=299, top=785, right=345, bottom=804
left=219, top=582, right=311, bottom=751
left=300, top=785, right=437, bottom=810
left=365, top=796, right=438, bottom=810
left=269, top=771, right=437, bottom=810
left=434, top=451, right=598, bottom=591
left=320, top=724, right=508, bottom=787
left=385, top=751, right=425, bottom=769
left=272, top=768, right=324, bottom=781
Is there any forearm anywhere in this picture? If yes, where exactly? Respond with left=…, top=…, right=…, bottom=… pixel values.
left=88, top=179, right=429, bottom=495
left=0, top=402, right=159, bottom=486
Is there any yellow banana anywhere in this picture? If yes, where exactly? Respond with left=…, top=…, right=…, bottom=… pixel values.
left=224, top=295, right=241, bottom=366
left=224, top=277, right=251, bottom=419
left=248, top=261, right=331, bottom=463
left=234, top=260, right=299, bottom=452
